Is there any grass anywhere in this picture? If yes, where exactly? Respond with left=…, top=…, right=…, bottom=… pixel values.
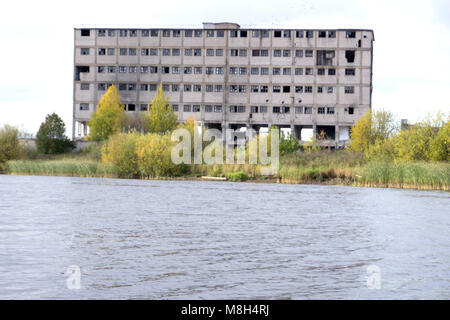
left=3, top=148, right=448, bottom=190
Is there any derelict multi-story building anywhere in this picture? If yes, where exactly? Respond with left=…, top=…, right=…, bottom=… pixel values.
left=73, top=22, right=374, bottom=147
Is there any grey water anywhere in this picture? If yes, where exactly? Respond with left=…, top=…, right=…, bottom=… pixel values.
left=0, top=174, right=448, bottom=299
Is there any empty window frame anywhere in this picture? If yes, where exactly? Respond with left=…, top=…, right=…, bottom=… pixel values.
left=194, top=30, right=202, bottom=37
left=193, top=49, right=202, bottom=56
left=214, top=105, right=222, bottom=112
left=274, top=30, right=282, bottom=38
left=129, top=30, right=137, bottom=37
left=172, top=48, right=180, bottom=56
left=295, top=50, right=303, bottom=57
left=327, top=107, right=335, bottom=114
left=184, top=105, right=191, bottom=112
left=261, top=67, right=269, bottom=75
left=305, top=50, right=313, bottom=58
left=119, top=48, right=127, bottom=56
left=81, top=29, right=90, bottom=37
left=328, top=68, right=336, bottom=75
left=345, top=50, right=355, bottom=63
left=80, top=83, right=89, bottom=90
left=216, top=49, right=223, bottom=56
left=345, top=68, right=356, bottom=76
left=318, top=107, right=325, bottom=114
left=346, top=31, right=356, bottom=38
left=98, top=48, right=106, bottom=55
left=345, top=86, right=355, bottom=94
left=306, top=30, right=314, bottom=38
left=318, top=31, right=326, bottom=38
left=80, top=48, right=90, bottom=55
left=162, top=30, right=170, bottom=37
left=294, top=68, right=303, bottom=75
left=141, top=30, right=149, bottom=37
left=316, top=50, right=335, bottom=66
left=193, top=105, right=201, bottom=112
left=296, top=30, right=304, bottom=38
left=79, top=103, right=89, bottom=110
left=173, top=30, right=180, bottom=37
left=304, top=107, right=312, bottom=114
left=129, top=48, right=136, bottom=56
left=119, top=30, right=127, bottom=37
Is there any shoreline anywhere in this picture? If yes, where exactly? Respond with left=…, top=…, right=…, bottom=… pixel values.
left=2, top=171, right=447, bottom=191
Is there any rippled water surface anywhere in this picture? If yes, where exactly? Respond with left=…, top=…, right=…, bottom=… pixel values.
left=0, top=174, right=449, bottom=299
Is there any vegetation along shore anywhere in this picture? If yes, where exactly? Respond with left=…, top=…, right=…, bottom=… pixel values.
left=1, top=85, right=448, bottom=191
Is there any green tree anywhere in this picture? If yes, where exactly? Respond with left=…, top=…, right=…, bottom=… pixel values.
left=279, top=131, right=300, bottom=155
left=350, top=109, right=397, bottom=154
left=146, top=84, right=178, bottom=134
left=36, top=113, right=73, bottom=154
left=429, top=121, right=449, bottom=161
left=88, top=85, right=124, bottom=142
left=0, top=125, right=22, bottom=165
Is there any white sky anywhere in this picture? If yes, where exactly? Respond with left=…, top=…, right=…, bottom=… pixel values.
left=0, top=0, right=449, bottom=136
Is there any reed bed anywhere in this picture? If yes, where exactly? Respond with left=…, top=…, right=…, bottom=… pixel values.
left=6, top=160, right=118, bottom=178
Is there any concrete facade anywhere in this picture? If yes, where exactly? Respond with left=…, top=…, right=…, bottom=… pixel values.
left=73, top=23, right=374, bottom=147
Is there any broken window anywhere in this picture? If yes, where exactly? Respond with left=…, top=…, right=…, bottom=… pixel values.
left=283, top=86, right=290, bottom=93
left=295, top=50, right=303, bottom=57
left=194, top=49, right=202, bottom=56
left=206, top=30, right=214, bottom=37
left=107, top=48, right=115, bottom=56
left=251, top=106, right=259, bottom=113
left=184, top=85, right=192, bottom=92
left=328, top=68, right=336, bottom=75
left=193, top=105, right=201, bottom=112
left=141, top=48, right=149, bottom=56
left=305, top=86, right=313, bottom=93
left=108, top=30, right=115, bottom=37
left=161, top=66, right=170, bottom=74
left=162, top=30, right=170, bottom=37
left=251, top=85, right=259, bottom=92
left=140, top=84, right=148, bottom=91
left=318, top=107, right=325, bottom=114
left=274, top=50, right=281, bottom=57
left=80, top=48, right=90, bottom=55
left=345, top=50, right=355, bottom=63
left=348, top=107, right=354, bottom=114
left=80, top=83, right=89, bottom=90
left=194, top=30, right=202, bottom=37
left=327, top=86, right=334, bottom=94
left=119, top=30, right=127, bottom=37
left=306, top=30, right=314, bottom=38
left=316, top=50, right=335, bottom=66
left=172, top=84, right=179, bottom=91
left=317, top=87, right=323, bottom=93
left=327, top=107, right=334, bottom=114
left=283, top=107, right=290, bottom=113
left=128, top=83, right=136, bottom=91
left=273, top=86, right=281, bottom=93
left=345, top=86, right=355, bottom=94
left=98, top=83, right=106, bottom=90
left=130, top=30, right=137, bottom=37
left=318, top=31, right=326, bottom=38
left=230, top=30, right=238, bottom=38
left=260, top=85, right=268, bottom=92
left=193, top=85, right=201, bottom=92
left=79, top=103, right=89, bottom=111
left=274, top=30, right=282, bottom=37
left=240, top=30, right=247, bottom=37
left=98, top=66, right=105, bottom=73
left=358, top=40, right=362, bottom=48
left=305, top=50, right=313, bottom=57
left=296, top=30, right=304, bottom=38
left=283, top=68, right=291, bottom=75
left=230, top=49, right=238, bottom=56
left=346, top=31, right=356, bottom=38
left=305, top=68, right=313, bottom=75
left=328, top=31, right=336, bottom=38
left=107, top=66, right=115, bottom=73
left=184, top=66, right=192, bottom=74
left=150, top=30, right=158, bottom=37
left=295, top=86, right=303, bottom=93
left=81, top=29, right=90, bottom=37
left=273, top=106, right=281, bottom=113
left=172, top=66, right=180, bottom=74
left=304, top=107, right=312, bottom=114
left=150, top=66, right=158, bottom=73
left=75, top=66, right=89, bottom=80
left=140, top=104, right=148, bottom=111
left=141, top=30, right=149, bottom=37
left=185, top=30, right=192, bottom=37
left=283, top=30, right=291, bottom=38
left=283, top=49, right=290, bottom=57
left=173, top=30, right=180, bottom=37
left=345, top=68, right=356, bottom=76
left=295, top=107, right=303, bottom=114
left=272, top=68, right=280, bottom=75
left=119, top=48, right=127, bottom=56
left=98, top=30, right=106, bottom=37
left=128, top=104, right=136, bottom=111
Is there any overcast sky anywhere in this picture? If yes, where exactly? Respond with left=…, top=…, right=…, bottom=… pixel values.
left=0, top=0, right=449, bottom=136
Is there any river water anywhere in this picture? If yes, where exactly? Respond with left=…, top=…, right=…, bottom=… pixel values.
left=0, top=174, right=448, bottom=299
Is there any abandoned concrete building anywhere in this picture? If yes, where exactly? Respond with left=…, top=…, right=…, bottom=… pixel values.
left=73, top=23, right=374, bottom=147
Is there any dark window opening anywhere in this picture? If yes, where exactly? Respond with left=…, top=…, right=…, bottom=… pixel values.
left=346, top=31, right=356, bottom=38
left=283, top=86, right=290, bottom=93
left=128, top=104, right=136, bottom=111
left=358, top=40, right=362, bottom=48
left=75, top=66, right=89, bottom=81
left=240, top=30, right=247, bottom=37
left=316, top=125, right=335, bottom=140
left=345, top=50, right=355, bottom=63
left=306, top=30, right=314, bottom=38
left=274, top=30, right=282, bottom=37
left=348, top=107, right=354, bottom=115
left=81, top=29, right=90, bottom=36
left=318, top=31, right=326, bottom=38
left=316, top=50, right=335, bottom=66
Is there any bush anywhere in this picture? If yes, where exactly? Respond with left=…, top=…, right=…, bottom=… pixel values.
left=227, top=171, right=249, bottom=182
left=0, top=125, right=22, bottom=167
left=102, top=132, right=140, bottom=178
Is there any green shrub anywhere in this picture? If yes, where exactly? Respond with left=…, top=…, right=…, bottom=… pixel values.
left=227, top=171, right=249, bottom=182
left=0, top=125, right=22, bottom=167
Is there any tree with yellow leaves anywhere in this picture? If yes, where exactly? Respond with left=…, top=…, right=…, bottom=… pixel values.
left=144, top=84, right=178, bottom=134
left=88, top=85, right=124, bottom=142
